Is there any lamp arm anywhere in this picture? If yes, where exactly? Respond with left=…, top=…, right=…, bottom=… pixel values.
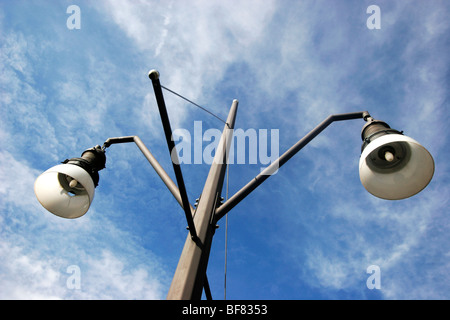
left=214, top=111, right=370, bottom=221
left=103, top=136, right=195, bottom=215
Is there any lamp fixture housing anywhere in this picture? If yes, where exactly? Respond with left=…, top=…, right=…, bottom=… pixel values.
left=359, top=119, right=434, bottom=200
left=34, top=145, right=106, bottom=218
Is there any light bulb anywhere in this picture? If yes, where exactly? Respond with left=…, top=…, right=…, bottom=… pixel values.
left=384, top=151, right=394, bottom=162
left=69, top=179, right=78, bottom=188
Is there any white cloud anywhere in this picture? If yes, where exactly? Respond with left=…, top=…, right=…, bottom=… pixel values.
left=0, top=150, right=42, bottom=218
left=280, top=172, right=449, bottom=298
left=78, top=250, right=165, bottom=299
left=0, top=241, right=166, bottom=299
left=0, top=31, right=60, bottom=161
left=0, top=242, right=65, bottom=299
left=96, top=0, right=276, bottom=128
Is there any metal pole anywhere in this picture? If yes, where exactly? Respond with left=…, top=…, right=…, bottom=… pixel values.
left=166, top=99, right=238, bottom=300
left=149, top=70, right=198, bottom=240
left=215, top=111, right=369, bottom=220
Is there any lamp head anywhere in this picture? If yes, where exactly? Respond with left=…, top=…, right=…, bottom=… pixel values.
left=359, top=118, right=434, bottom=200
left=34, top=145, right=106, bottom=218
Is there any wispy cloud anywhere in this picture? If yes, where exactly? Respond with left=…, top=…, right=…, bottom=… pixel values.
left=0, top=14, right=169, bottom=299
left=96, top=0, right=277, bottom=127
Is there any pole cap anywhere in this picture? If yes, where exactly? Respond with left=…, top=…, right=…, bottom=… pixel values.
left=148, top=69, right=160, bottom=80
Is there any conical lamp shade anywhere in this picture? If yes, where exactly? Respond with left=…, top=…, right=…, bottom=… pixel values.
left=34, top=164, right=95, bottom=218
left=359, top=134, right=434, bottom=200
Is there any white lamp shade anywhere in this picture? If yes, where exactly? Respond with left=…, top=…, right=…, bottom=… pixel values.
left=34, top=164, right=95, bottom=218
left=359, top=134, right=434, bottom=200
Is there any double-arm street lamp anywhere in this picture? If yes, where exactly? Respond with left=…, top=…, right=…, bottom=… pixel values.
left=34, top=70, right=435, bottom=300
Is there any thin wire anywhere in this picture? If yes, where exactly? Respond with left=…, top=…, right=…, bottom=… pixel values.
left=224, top=162, right=229, bottom=300
left=161, top=85, right=228, bottom=125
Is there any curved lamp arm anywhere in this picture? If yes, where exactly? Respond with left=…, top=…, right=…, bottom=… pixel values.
left=103, top=136, right=195, bottom=215
left=214, top=111, right=370, bottom=221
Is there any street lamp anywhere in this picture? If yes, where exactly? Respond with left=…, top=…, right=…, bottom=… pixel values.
left=34, top=70, right=434, bottom=299
left=34, top=145, right=106, bottom=219
left=359, top=117, right=434, bottom=200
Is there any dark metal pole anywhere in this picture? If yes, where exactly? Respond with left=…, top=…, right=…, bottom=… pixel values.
left=203, top=276, right=213, bottom=300
left=148, top=70, right=198, bottom=240
left=215, top=111, right=369, bottom=221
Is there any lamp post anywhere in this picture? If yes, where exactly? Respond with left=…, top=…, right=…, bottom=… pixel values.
left=34, top=70, right=435, bottom=300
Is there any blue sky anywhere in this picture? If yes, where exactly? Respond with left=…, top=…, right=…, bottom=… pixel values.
left=0, top=0, right=449, bottom=300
